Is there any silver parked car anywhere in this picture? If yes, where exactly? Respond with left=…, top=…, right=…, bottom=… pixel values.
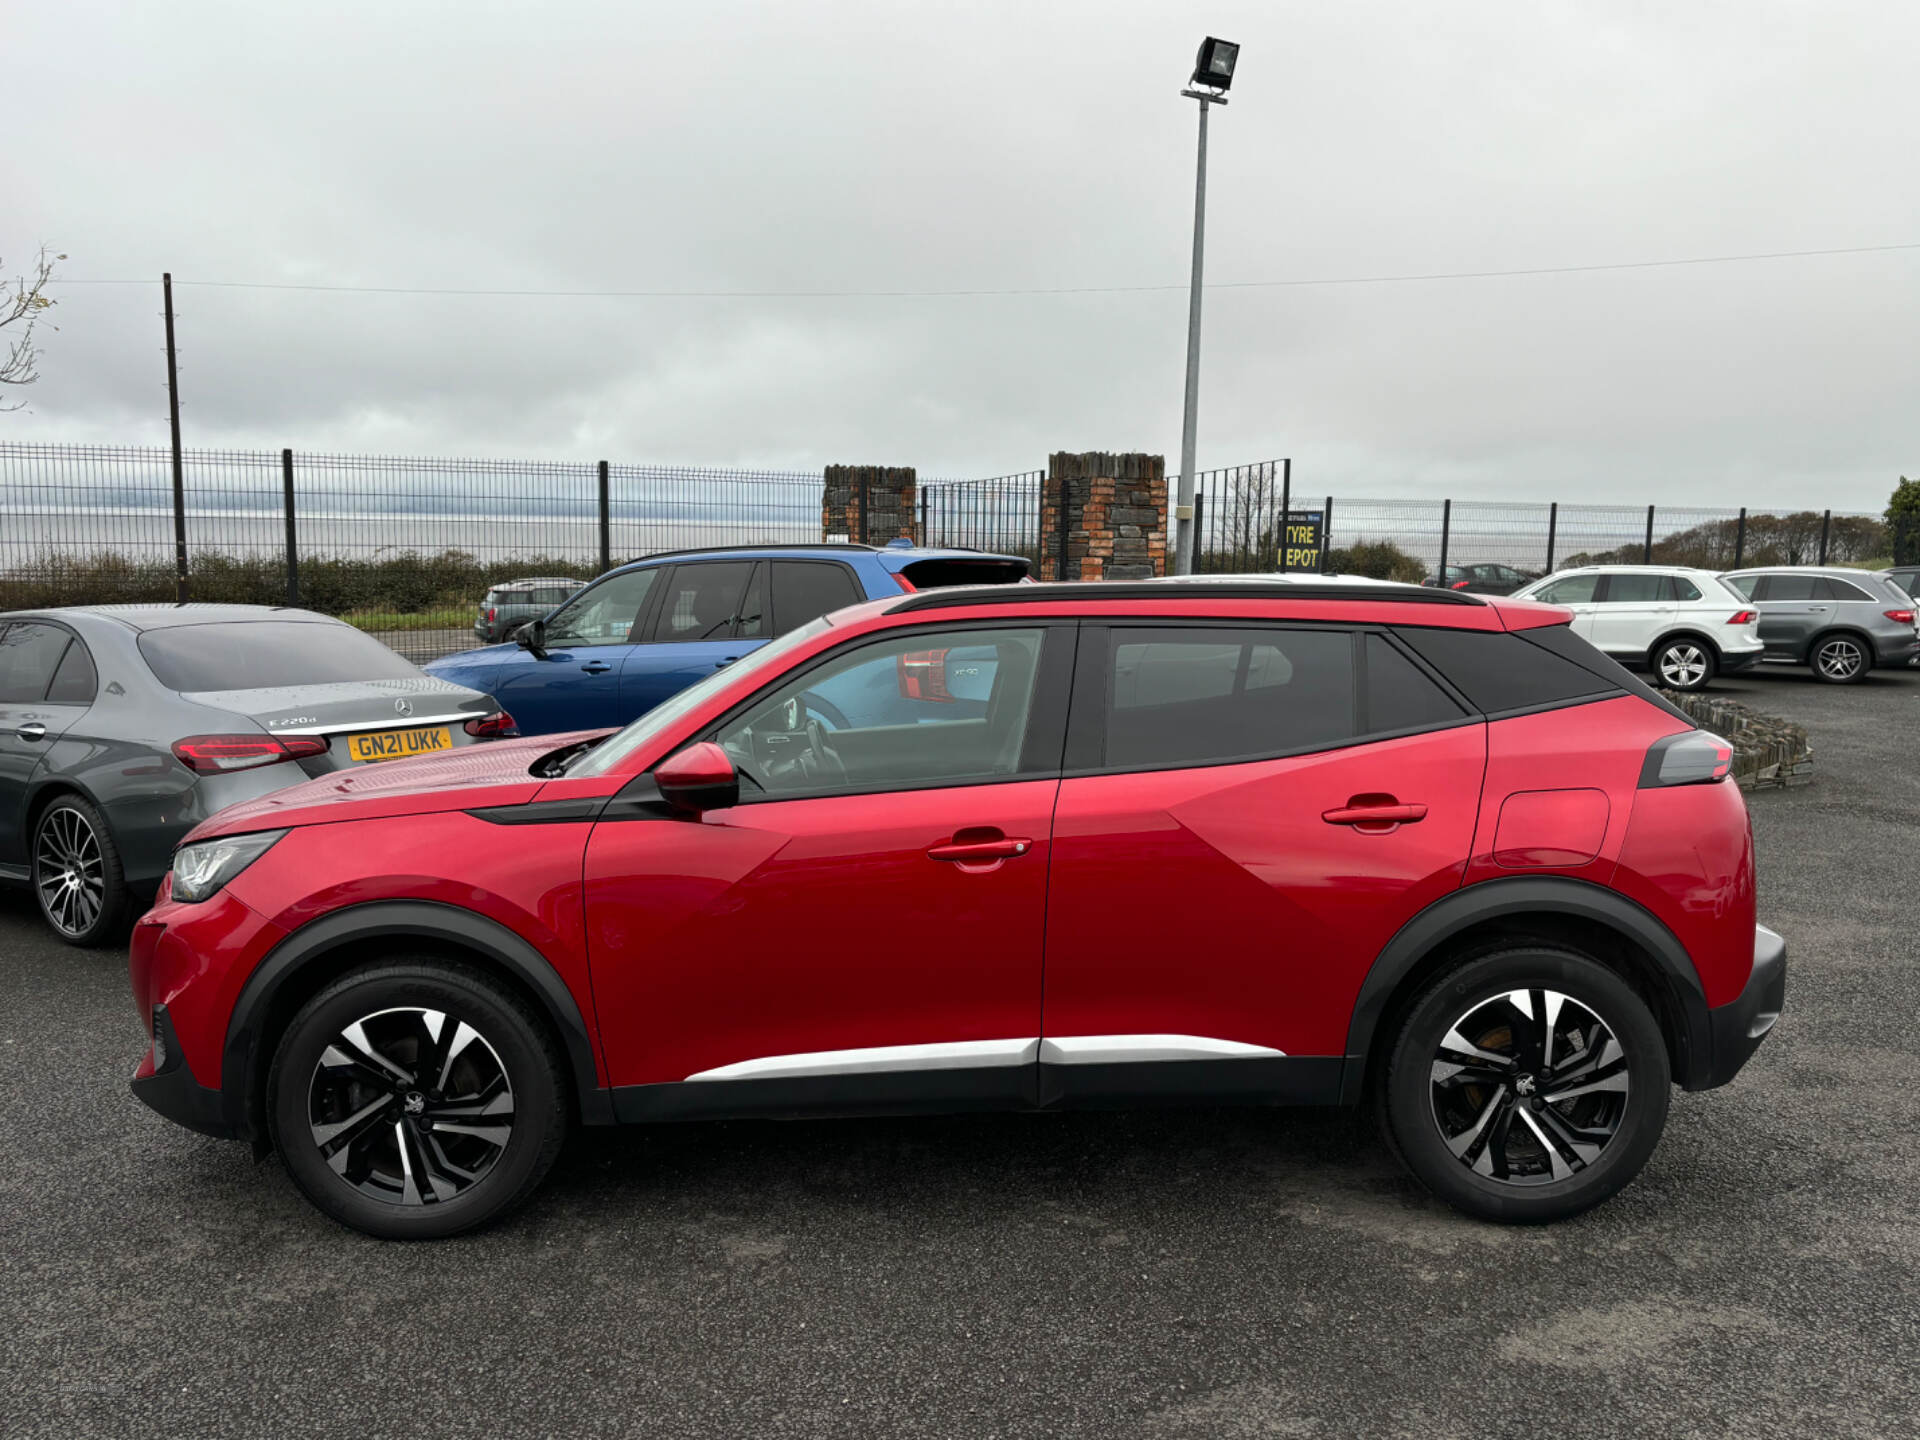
left=0, top=605, right=507, bottom=945
left=1720, top=567, right=1920, bottom=683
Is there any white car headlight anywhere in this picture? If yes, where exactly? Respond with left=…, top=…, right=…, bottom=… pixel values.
left=170, top=830, right=287, bottom=904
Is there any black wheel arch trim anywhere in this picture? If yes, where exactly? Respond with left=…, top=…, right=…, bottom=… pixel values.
left=1339, top=875, right=1714, bottom=1104
left=221, top=899, right=614, bottom=1142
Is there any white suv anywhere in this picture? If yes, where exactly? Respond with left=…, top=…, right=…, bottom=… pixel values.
left=1510, top=565, right=1763, bottom=691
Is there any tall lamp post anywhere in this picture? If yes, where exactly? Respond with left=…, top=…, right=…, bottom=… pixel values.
left=1172, top=36, right=1240, bottom=576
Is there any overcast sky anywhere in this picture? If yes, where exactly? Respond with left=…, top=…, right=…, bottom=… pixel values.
left=7, top=0, right=1916, bottom=507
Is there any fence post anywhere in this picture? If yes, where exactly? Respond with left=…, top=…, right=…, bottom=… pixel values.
left=856, top=473, right=869, bottom=544
left=1545, top=501, right=1558, bottom=574
left=1277, top=459, right=1292, bottom=574
left=1320, top=494, right=1334, bottom=573
left=1438, top=498, right=1452, bottom=581
left=1191, top=490, right=1206, bottom=574
left=1734, top=507, right=1747, bottom=568
left=1818, top=509, right=1832, bottom=565
left=281, top=449, right=298, bottom=604
left=163, top=272, right=189, bottom=603
left=1643, top=505, right=1655, bottom=564
left=596, top=461, right=611, bottom=573
left=918, top=488, right=928, bottom=546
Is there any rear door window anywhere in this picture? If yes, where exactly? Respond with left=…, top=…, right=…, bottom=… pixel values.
left=649, top=563, right=754, bottom=643
left=1598, top=574, right=1667, bottom=603
left=1102, top=627, right=1357, bottom=769
left=771, top=561, right=863, bottom=635
left=138, top=622, right=419, bottom=692
left=0, top=623, right=74, bottom=702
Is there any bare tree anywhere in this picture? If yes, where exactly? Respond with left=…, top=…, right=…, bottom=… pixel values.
left=2, top=247, right=64, bottom=412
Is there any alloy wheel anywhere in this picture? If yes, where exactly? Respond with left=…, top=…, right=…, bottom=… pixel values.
left=307, top=1006, right=515, bottom=1207
left=34, top=807, right=106, bottom=938
left=1816, top=638, right=1864, bottom=681
left=1429, top=988, right=1630, bottom=1185
left=1657, top=643, right=1709, bottom=688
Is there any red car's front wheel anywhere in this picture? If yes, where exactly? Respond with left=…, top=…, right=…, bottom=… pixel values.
left=267, top=959, right=568, bottom=1239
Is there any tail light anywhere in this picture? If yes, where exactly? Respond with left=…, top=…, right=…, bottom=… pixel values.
left=1885, top=609, right=1915, bottom=625
left=1640, top=731, right=1733, bottom=788
left=1450, top=579, right=1471, bottom=590
left=464, top=710, right=518, bottom=739
left=171, top=734, right=328, bottom=774
left=897, top=649, right=955, bottom=702
left=486, top=606, right=498, bottom=622
left=1727, top=610, right=1757, bottom=625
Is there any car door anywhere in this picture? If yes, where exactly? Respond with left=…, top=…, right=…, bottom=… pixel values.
left=1586, top=573, right=1676, bottom=658
left=0, top=622, right=92, bottom=870
left=1749, top=574, right=1825, bottom=658
left=617, top=561, right=770, bottom=719
left=1038, top=626, right=1485, bottom=1101
left=490, top=567, right=661, bottom=734
left=583, top=620, right=1071, bottom=1111
left=1528, top=573, right=1601, bottom=641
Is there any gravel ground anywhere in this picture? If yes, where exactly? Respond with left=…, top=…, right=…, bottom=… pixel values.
left=3, top=664, right=1917, bottom=1439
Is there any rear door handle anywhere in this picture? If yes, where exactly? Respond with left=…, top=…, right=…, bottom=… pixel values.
left=928, top=837, right=1033, bottom=862
left=715, top=657, right=739, bottom=669
left=1323, top=801, right=1427, bottom=830
left=581, top=661, right=614, bottom=674
left=17, top=722, right=47, bottom=742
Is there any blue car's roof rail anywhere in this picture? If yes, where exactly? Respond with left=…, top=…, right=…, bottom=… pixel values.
left=619, top=542, right=880, bottom=566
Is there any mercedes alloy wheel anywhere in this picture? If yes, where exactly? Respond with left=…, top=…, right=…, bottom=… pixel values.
left=32, top=795, right=130, bottom=947
left=1812, top=635, right=1868, bottom=684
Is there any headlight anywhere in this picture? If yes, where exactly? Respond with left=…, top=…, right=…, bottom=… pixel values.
left=169, top=830, right=287, bottom=903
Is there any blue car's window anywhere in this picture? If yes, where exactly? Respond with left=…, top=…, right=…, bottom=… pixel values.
left=546, top=569, right=658, bottom=647
left=771, top=561, right=862, bottom=636
left=650, top=563, right=754, bottom=642
left=715, top=627, right=1045, bottom=798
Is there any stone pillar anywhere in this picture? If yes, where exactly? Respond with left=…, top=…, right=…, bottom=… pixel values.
left=1039, top=452, right=1167, bottom=580
left=823, top=465, right=917, bottom=545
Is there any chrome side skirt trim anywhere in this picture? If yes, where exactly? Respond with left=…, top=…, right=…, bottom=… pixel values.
left=686, top=1038, right=1040, bottom=1083
left=685, top=1034, right=1287, bottom=1082
left=1039, top=1035, right=1287, bottom=1064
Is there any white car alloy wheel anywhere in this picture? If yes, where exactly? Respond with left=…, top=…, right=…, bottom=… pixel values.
left=1654, top=640, right=1713, bottom=691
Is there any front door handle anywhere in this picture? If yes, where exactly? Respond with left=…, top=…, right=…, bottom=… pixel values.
left=1323, top=798, right=1427, bottom=833
left=17, top=722, right=47, bottom=742
left=581, top=661, right=614, bottom=674
left=928, top=835, right=1033, bottom=863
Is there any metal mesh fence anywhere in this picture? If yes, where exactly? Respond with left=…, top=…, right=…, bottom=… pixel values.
left=921, top=472, right=1044, bottom=562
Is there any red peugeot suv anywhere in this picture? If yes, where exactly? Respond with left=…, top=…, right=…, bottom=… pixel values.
left=129, top=579, right=1785, bottom=1238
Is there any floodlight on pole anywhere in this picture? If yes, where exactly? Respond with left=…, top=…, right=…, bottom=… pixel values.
left=1172, top=37, right=1239, bottom=575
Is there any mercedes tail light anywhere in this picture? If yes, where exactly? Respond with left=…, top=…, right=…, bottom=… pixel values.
left=1640, top=731, right=1734, bottom=788
left=171, top=734, right=328, bottom=774
left=1727, top=610, right=1757, bottom=625
left=1885, top=609, right=1915, bottom=625
left=464, top=710, right=519, bottom=739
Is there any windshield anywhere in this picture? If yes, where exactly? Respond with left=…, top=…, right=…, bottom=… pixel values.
left=567, top=617, right=833, bottom=778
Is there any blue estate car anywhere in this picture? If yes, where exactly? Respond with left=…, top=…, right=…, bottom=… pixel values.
left=423, top=542, right=1031, bottom=736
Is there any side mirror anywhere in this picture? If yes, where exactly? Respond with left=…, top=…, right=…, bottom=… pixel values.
left=653, top=741, right=739, bottom=814
left=896, top=647, right=955, bottom=703
left=516, top=618, right=548, bottom=658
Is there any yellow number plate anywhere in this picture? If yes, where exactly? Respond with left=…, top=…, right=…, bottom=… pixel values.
left=346, top=726, right=454, bottom=764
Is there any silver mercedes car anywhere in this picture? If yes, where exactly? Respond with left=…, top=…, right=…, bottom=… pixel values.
left=0, top=605, right=509, bottom=945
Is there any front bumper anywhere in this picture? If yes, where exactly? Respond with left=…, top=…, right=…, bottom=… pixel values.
left=130, top=1005, right=244, bottom=1141
left=1699, top=924, right=1786, bottom=1088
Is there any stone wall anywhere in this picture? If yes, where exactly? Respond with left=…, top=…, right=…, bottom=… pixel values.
left=1039, top=452, right=1167, bottom=581
left=823, top=465, right=916, bottom=544
left=1657, top=690, right=1814, bottom=787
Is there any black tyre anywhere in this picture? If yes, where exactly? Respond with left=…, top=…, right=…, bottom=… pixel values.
left=268, top=960, right=568, bottom=1240
left=1651, top=635, right=1716, bottom=692
left=31, top=793, right=132, bottom=947
left=1809, top=632, right=1870, bottom=684
left=1379, top=946, right=1670, bottom=1224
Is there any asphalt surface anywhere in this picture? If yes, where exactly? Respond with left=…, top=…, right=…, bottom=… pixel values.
left=4, top=664, right=1918, bottom=1439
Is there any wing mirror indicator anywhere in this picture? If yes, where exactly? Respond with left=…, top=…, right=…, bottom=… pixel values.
left=653, top=742, right=739, bottom=814
left=897, top=648, right=955, bottom=703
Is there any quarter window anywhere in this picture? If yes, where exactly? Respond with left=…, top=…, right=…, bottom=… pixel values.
left=546, top=569, right=659, bottom=646
left=771, top=561, right=862, bottom=636
left=1366, top=635, right=1465, bottom=733
left=1671, top=577, right=1703, bottom=601
left=1103, top=627, right=1356, bottom=769
left=713, top=627, right=1046, bottom=797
